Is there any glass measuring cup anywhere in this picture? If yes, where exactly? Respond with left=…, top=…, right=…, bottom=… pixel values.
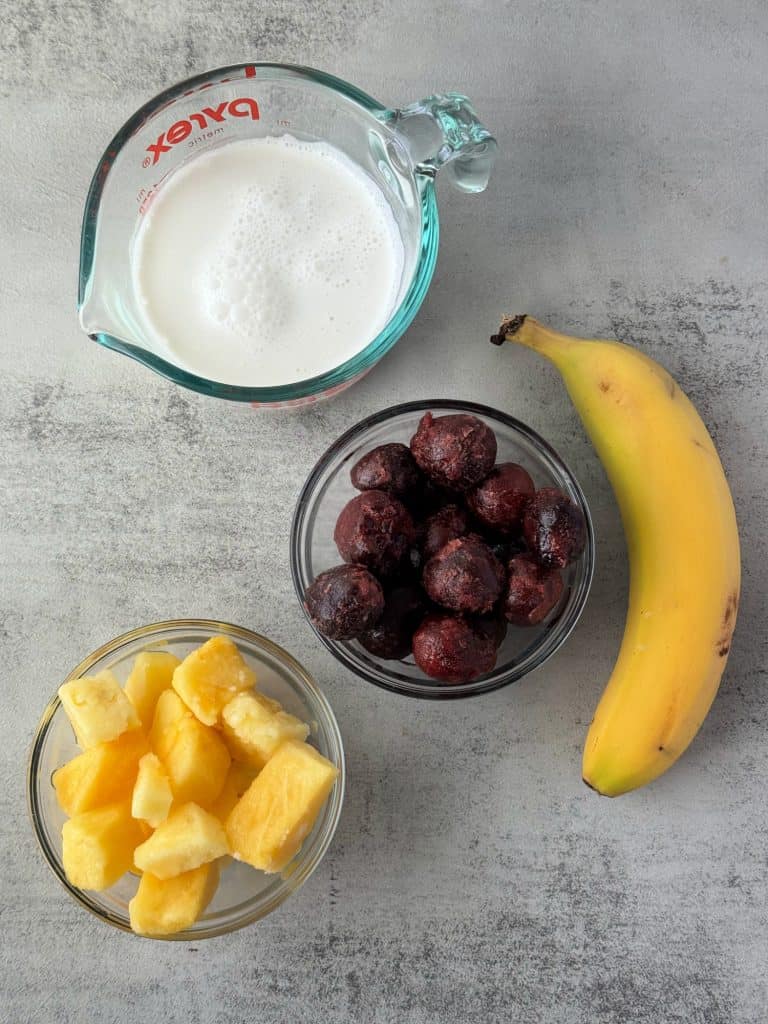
left=78, top=63, right=496, bottom=407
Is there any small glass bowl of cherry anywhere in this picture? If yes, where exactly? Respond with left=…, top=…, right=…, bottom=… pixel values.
left=290, top=400, right=594, bottom=699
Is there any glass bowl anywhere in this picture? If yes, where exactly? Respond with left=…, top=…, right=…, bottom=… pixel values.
left=290, top=400, right=594, bottom=699
left=28, top=619, right=345, bottom=940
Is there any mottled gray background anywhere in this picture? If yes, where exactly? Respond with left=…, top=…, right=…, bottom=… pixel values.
left=2, top=1, right=767, bottom=1022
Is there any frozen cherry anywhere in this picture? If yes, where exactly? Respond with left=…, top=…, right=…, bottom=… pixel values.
left=474, top=613, right=508, bottom=649
left=410, top=412, right=497, bottom=491
left=503, top=554, right=564, bottom=626
left=523, top=487, right=587, bottom=568
left=350, top=443, right=421, bottom=498
left=406, top=547, right=424, bottom=577
left=487, top=536, right=526, bottom=565
left=304, top=564, right=385, bottom=640
left=423, top=535, right=505, bottom=615
left=405, top=479, right=456, bottom=520
left=422, top=504, right=471, bottom=560
left=334, top=490, right=416, bottom=577
left=412, top=613, right=497, bottom=683
left=359, top=585, right=426, bottom=660
left=468, top=462, right=535, bottom=533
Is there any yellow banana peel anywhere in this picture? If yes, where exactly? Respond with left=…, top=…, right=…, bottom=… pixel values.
left=493, top=315, right=740, bottom=796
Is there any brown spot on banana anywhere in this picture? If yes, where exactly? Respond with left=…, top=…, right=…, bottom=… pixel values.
left=716, top=590, right=739, bottom=657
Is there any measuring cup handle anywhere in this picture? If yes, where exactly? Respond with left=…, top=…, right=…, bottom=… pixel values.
left=385, top=94, right=497, bottom=193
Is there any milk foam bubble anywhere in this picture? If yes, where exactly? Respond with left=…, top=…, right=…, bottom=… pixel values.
left=132, top=136, right=405, bottom=387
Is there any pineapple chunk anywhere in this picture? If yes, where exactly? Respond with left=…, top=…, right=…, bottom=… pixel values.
left=210, top=774, right=239, bottom=824
left=163, top=716, right=230, bottom=807
left=53, top=729, right=149, bottom=816
left=149, top=688, right=230, bottom=807
left=131, top=753, right=173, bottom=828
left=129, top=862, right=220, bottom=936
left=210, top=761, right=260, bottom=822
left=125, top=652, right=181, bottom=729
left=172, top=636, right=256, bottom=726
left=220, top=691, right=309, bottom=769
left=149, top=689, right=190, bottom=760
left=62, top=801, right=146, bottom=890
left=58, top=670, right=140, bottom=749
left=229, top=759, right=261, bottom=793
left=134, top=803, right=228, bottom=879
left=225, top=740, right=338, bottom=873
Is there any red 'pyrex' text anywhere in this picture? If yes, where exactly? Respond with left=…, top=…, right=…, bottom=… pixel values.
left=145, top=98, right=260, bottom=165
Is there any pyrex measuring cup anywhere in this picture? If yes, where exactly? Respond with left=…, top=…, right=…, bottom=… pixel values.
left=79, top=63, right=496, bottom=407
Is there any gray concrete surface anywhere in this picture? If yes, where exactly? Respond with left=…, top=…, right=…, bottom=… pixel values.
left=2, top=2, right=767, bottom=1022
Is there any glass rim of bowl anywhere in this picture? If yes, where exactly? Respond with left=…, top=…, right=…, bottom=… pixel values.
left=27, top=618, right=346, bottom=940
left=290, top=399, right=595, bottom=700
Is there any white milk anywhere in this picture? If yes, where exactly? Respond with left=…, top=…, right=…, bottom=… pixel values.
left=132, top=136, right=404, bottom=386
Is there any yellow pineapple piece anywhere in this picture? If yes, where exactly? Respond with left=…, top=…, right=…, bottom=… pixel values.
left=210, top=761, right=260, bottom=822
left=172, top=636, right=256, bottom=726
left=58, top=670, right=140, bottom=749
left=131, top=820, right=154, bottom=874
left=131, top=752, right=173, bottom=828
left=148, top=688, right=230, bottom=807
left=129, top=861, right=220, bottom=936
left=53, top=729, right=149, bottom=816
left=230, top=759, right=261, bottom=793
left=210, top=775, right=239, bottom=824
left=163, top=716, right=230, bottom=807
left=149, top=688, right=190, bottom=759
left=134, top=803, right=228, bottom=879
left=220, top=691, right=309, bottom=769
left=225, top=740, right=338, bottom=873
left=124, top=651, right=181, bottom=729
left=62, top=800, right=146, bottom=890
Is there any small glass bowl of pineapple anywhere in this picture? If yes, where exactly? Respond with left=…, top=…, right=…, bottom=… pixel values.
left=28, top=620, right=345, bottom=940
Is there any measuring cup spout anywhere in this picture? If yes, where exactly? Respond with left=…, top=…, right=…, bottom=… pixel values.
left=385, top=94, right=497, bottom=193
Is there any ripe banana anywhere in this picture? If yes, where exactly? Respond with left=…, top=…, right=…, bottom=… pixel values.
left=492, top=315, right=740, bottom=796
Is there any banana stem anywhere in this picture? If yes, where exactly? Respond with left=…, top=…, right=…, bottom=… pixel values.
left=490, top=315, right=579, bottom=358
